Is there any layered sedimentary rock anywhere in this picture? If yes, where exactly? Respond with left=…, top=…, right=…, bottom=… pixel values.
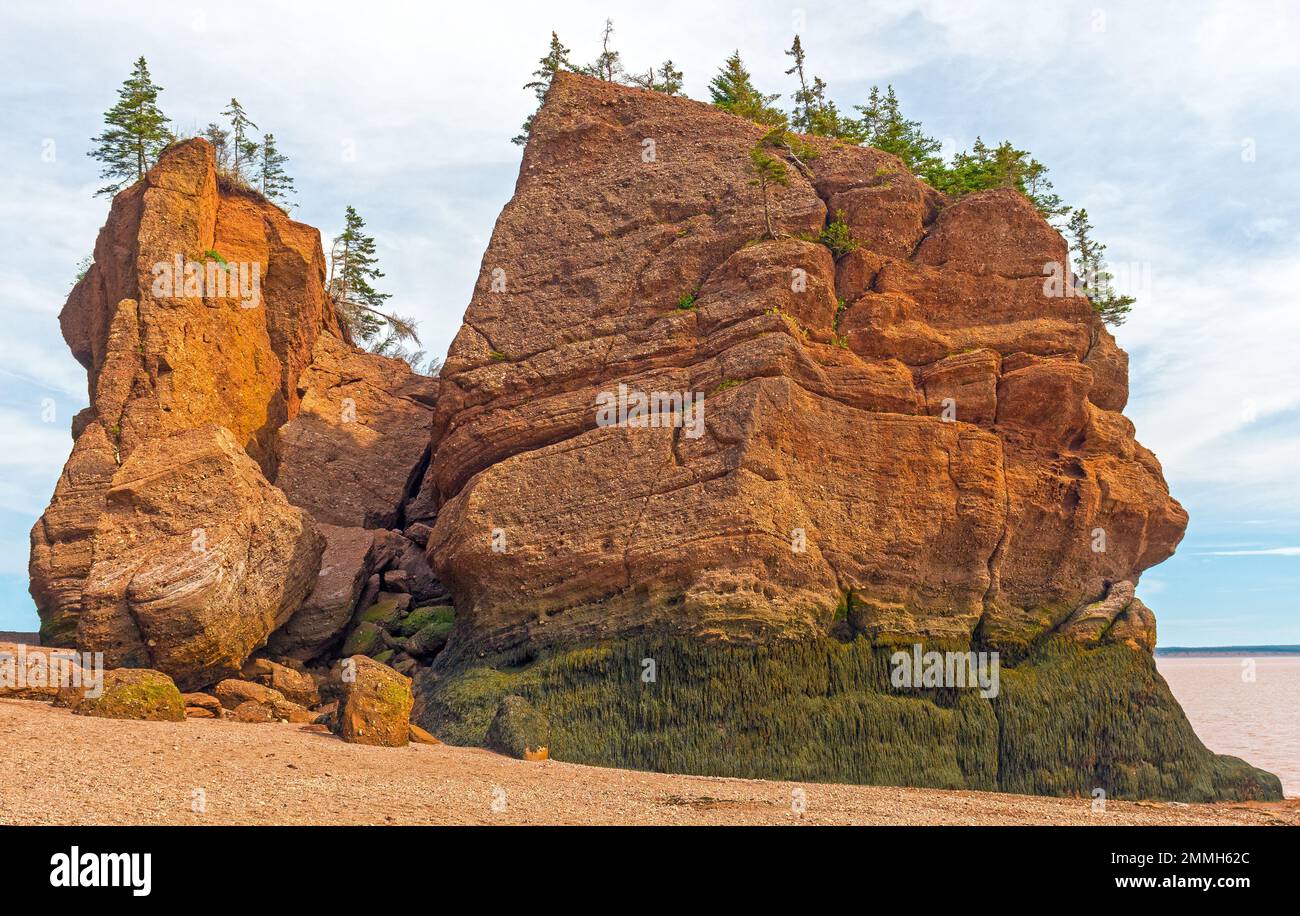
left=414, top=72, right=1277, bottom=800
left=30, top=139, right=440, bottom=686
left=76, top=425, right=322, bottom=690
left=417, top=72, right=1182, bottom=657
left=27, top=80, right=1279, bottom=798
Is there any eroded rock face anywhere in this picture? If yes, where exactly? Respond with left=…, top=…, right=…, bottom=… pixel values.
left=410, top=74, right=1275, bottom=801
left=273, top=333, right=438, bottom=529
left=420, top=72, right=1186, bottom=661
left=30, top=138, right=442, bottom=686
left=267, top=523, right=376, bottom=661
left=75, top=425, right=322, bottom=690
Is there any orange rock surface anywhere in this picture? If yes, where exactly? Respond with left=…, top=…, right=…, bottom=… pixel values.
left=418, top=72, right=1186, bottom=659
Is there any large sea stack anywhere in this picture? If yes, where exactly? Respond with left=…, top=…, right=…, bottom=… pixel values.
left=31, top=72, right=1280, bottom=801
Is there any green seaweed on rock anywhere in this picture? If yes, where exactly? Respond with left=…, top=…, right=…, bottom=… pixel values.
left=415, top=633, right=1280, bottom=802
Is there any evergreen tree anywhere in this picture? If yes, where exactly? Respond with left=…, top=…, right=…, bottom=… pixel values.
left=709, top=51, right=786, bottom=127
left=221, top=98, right=258, bottom=181
left=258, top=133, right=294, bottom=207
left=781, top=38, right=862, bottom=141
left=854, top=85, right=943, bottom=181
left=632, top=60, right=685, bottom=96
left=784, top=36, right=814, bottom=133
left=748, top=128, right=790, bottom=238
left=1022, top=157, right=1070, bottom=224
left=1067, top=209, right=1134, bottom=326
left=87, top=56, right=172, bottom=196
left=328, top=206, right=420, bottom=347
left=805, top=77, right=862, bottom=141
left=934, top=138, right=1070, bottom=224
left=201, top=122, right=231, bottom=172
left=583, top=18, right=627, bottom=83
left=514, top=32, right=575, bottom=146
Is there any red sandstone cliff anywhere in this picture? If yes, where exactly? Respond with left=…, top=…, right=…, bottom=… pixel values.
left=414, top=71, right=1185, bottom=661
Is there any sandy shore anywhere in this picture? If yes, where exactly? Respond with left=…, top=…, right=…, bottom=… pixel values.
left=2, top=698, right=1295, bottom=826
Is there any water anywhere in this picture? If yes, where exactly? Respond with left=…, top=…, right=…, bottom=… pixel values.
left=1156, top=655, right=1300, bottom=797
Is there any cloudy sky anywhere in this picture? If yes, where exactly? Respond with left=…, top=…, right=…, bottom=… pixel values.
left=0, top=0, right=1296, bottom=644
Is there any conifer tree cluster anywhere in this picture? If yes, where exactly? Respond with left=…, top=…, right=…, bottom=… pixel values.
left=513, top=19, right=691, bottom=146
left=512, top=26, right=1135, bottom=325
left=88, top=59, right=296, bottom=209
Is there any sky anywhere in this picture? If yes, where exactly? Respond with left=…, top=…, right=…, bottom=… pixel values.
left=0, top=0, right=1296, bottom=645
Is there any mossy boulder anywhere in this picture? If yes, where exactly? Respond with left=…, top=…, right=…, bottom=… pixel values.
left=485, top=695, right=550, bottom=760
left=332, top=654, right=413, bottom=746
left=357, top=592, right=411, bottom=630
left=341, top=621, right=386, bottom=658
left=397, top=605, right=454, bottom=638
left=72, top=668, right=185, bottom=722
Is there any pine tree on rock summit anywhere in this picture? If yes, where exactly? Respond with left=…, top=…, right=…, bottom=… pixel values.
left=514, top=31, right=575, bottom=146
left=88, top=56, right=172, bottom=196
left=221, top=97, right=258, bottom=182
left=258, top=133, right=294, bottom=208
left=710, top=51, right=786, bottom=127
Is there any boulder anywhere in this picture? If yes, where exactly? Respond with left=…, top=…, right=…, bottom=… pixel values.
left=213, top=679, right=286, bottom=711
left=341, top=622, right=387, bottom=658
left=73, top=425, right=324, bottom=690
left=181, top=692, right=223, bottom=718
left=485, top=695, right=550, bottom=760
left=332, top=655, right=413, bottom=746
left=399, top=606, right=455, bottom=659
left=355, top=592, right=411, bottom=630
left=0, top=643, right=89, bottom=700
left=72, top=668, right=184, bottom=722
left=232, top=700, right=275, bottom=723
left=239, top=657, right=320, bottom=707
left=409, top=723, right=441, bottom=744
left=268, top=524, right=376, bottom=661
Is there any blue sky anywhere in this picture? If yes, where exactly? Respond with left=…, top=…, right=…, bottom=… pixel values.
left=0, top=0, right=1296, bottom=644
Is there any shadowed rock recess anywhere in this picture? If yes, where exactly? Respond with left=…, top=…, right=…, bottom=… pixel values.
left=31, top=74, right=1279, bottom=801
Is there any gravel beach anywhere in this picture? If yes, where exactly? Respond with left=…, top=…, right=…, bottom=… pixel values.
left=2, top=698, right=1295, bottom=826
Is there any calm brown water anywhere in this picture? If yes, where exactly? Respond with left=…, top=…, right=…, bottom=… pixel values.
left=1157, top=655, right=1300, bottom=797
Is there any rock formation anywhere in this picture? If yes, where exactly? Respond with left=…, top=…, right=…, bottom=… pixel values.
left=410, top=72, right=1277, bottom=801
left=29, top=138, right=443, bottom=693
left=29, top=79, right=1280, bottom=800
